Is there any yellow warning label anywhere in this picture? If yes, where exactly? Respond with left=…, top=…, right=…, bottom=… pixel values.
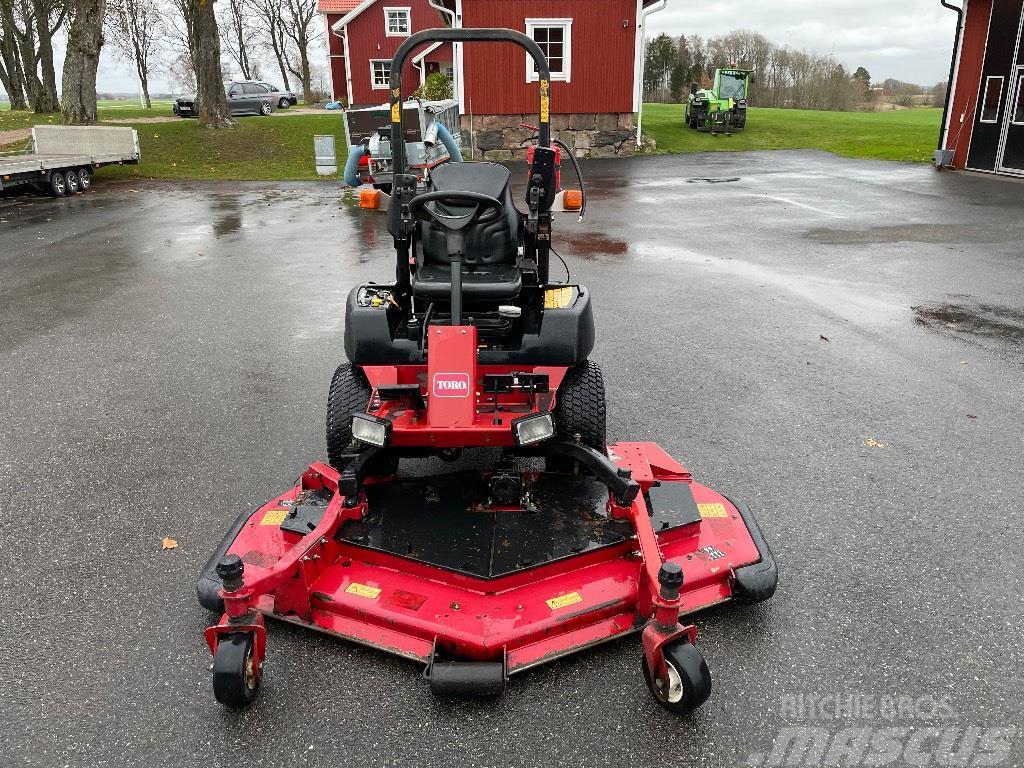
left=698, top=503, right=728, bottom=519
left=391, top=102, right=401, bottom=123
left=540, top=93, right=550, bottom=123
left=546, top=592, right=584, bottom=610
left=544, top=287, right=573, bottom=309
left=259, top=508, right=288, bottom=526
left=345, top=582, right=382, bottom=600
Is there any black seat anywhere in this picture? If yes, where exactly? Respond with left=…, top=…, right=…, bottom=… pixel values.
left=412, top=162, right=522, bottom=301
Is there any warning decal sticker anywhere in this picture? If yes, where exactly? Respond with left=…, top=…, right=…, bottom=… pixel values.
left=697, top=503, right=728, bottom=519
left=345, top=583, right=382, bottom=600
left=259, top=509, right=288, bottom=526
left=546, top=592, right=584, bottom=610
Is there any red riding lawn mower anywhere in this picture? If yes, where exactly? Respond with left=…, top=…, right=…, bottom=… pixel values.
left=197, top=28, right=777, bottom=713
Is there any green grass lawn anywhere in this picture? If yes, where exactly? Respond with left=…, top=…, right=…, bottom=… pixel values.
left=105, top=113, right=346, bottom=180
left=640, top=103, right=942, bottom=164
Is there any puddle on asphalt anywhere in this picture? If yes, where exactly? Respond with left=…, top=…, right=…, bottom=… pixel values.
left=559, top=231, right=629, bottom=259
left=913, top=301, right=1024, bottom=346
left=807, top=223, right=1023, bottom=245
left=210, top=196, right=243, bottom=237
left=686, top=177, right=741, bottom=184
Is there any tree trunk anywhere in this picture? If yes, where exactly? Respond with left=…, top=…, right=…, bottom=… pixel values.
left=131, top=36, right=152, bottom=108
left=0, top=3, right=29, bottom=109
left=270, top=22, right=289, bottom=91
left=300, top=53, right=311, bottom=106
left=194, top=0, right=232, bottom=128
left=61, top=0, right=105, bottom=124
left=32, top=0, right=61, bottom=112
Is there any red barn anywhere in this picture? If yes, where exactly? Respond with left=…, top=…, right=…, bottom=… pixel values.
left=317, top=0, right=667, bottom=157
left=939, top=0, right=1024, bottom=176
left=320, top=0, right=453, bottom=107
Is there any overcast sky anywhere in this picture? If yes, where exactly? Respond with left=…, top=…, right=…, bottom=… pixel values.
left=33, top=0, right=959, bottom=96
left=648, top=0, right=959, bottom=86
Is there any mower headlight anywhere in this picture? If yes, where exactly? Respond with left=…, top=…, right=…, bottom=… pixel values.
left=512, top=412, right=555, bottom=446
left=351, top=413, right=392, bottom=447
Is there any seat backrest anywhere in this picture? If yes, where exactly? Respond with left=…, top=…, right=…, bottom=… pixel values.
left=419, top=162, right=520, bottom=267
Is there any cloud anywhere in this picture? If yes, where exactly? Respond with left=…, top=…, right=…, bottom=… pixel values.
left=646, top=0, right=960, bottom=85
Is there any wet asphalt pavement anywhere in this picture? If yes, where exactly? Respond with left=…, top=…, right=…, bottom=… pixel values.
left=1, top=151, right=1023, bottom=767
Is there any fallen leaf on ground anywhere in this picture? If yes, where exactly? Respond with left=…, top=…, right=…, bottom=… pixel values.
left=967, top=414, right=977, bottom=419
left=161, top=537, right=178, bottom=550
left=960, top=360, right=969, bottom=365
left=864, top=438, right=886, bottom=448
left=820, top=335, right=830, bottom=342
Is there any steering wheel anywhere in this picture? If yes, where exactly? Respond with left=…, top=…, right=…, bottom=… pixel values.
left=408, top=191, right=503, bottom=258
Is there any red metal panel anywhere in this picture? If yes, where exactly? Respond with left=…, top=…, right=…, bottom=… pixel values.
left=344, top=0, right=451, bottom=105
left=950, top=0, right=994, bottom=167
left=460, top=0, right=637, bottom=115
left=427, top=326, right=477, bottom=428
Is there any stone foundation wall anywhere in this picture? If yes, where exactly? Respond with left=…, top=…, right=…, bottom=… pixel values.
left=460, top=113, right=636, bottom=161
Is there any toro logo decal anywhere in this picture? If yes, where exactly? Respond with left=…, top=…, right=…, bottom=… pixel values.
left=432, top=373, right=471, bottom=398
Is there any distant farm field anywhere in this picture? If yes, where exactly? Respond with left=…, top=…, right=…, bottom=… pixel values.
left=641, top=104, right=942, bottom=164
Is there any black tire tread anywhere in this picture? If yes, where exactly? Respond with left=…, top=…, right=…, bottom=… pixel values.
left=326, top=363, right=371, bottom=468
left=552, top=360, right=607, bottom=451
left=642, top=640, right=712, bottom=715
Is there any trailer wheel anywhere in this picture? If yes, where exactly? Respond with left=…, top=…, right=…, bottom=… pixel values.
left=326, top=363, right=372, bottom=469
left=48, top=171, right=67, bottom=197
left=552, top=360, right=607, bottom=452
left=64, top=170, right=80, bottom=194
left=77, top=167, right=92, bottom=190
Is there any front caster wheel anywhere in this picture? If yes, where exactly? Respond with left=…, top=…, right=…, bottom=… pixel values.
left=642, top=640, right=712, bottom=715
left=213, top=633, right=261, bottom=707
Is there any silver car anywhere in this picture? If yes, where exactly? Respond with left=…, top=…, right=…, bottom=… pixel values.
left=173, top=82, right=278, bottom=118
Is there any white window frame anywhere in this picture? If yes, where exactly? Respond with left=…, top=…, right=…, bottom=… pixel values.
left=1012, top=73, right=1024, bottom=126
left=525, top=18, right=572, bottom=83
left=384, top=7, right=411, bottom=38
left=980, top=75, right=1004, bottom=124
left=370, top=59, right=391, bottom=90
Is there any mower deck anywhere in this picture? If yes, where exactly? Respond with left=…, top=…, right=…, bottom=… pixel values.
left=198, top=442, right=776, bottom=679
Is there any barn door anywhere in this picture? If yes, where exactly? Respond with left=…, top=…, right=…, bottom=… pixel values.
left=998, top=66, right=1024, bottom=173
left=966, top=1, right=1024, bottom=171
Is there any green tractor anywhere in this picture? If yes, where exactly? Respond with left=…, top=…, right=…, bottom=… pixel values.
left=685, top=69, right=752, bottom=135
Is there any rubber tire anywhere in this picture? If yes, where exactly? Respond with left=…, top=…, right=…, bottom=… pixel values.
left=552, top=360, right=607, bottom=451
left=64, top=170, right=80, bottom=194
left=279, top=98, right=290, bottom=109
left=326, top=363, right=372, bottom=469
left=77, top=167, right=91, bottom=190
left=49, top=171, right=67, bottom=196
left=212, top=633, right=261, bottom=707
left=642, top=640, right=712, bottom=715
left=260, top=101, right=273, bottom=116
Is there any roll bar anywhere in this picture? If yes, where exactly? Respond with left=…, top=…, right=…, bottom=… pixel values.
left=389, top=28, right=552, bottom=174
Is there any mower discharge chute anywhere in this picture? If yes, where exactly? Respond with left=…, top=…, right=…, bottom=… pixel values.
left=686, top=68, right=753, bottom=135
left=197, top=29, right=777, bottom=713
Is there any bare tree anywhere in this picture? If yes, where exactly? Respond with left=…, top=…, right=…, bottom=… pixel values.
left=0, top=3, right=30, bottom=109
left=0, top=0, right=64, bottom=112
left=282, top=0, right=317, bottom=103
left=220, top=0, right=258, bottom=79
left=193, top=0, right=232, bottom=127
left=62, top=0, right=106, bottom=123
left=250, top=0, right=290, bottom=90
left=107, top=0, right=162, bottom=107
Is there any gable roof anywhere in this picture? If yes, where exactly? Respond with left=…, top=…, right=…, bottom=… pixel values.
left=317, top=0, right=362, bottom=13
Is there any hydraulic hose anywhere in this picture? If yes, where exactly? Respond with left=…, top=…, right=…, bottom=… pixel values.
left=343, top=144, right=366, bottom=187
left=432, top=121, right=463, bottom=163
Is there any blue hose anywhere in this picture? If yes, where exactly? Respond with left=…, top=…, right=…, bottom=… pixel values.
left=343, top=144, right=366, bottom=187
left=433, top=122, right=462, bottom=163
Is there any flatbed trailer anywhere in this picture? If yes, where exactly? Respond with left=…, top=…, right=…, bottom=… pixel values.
left=0, top=125, right=140, bottom=196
